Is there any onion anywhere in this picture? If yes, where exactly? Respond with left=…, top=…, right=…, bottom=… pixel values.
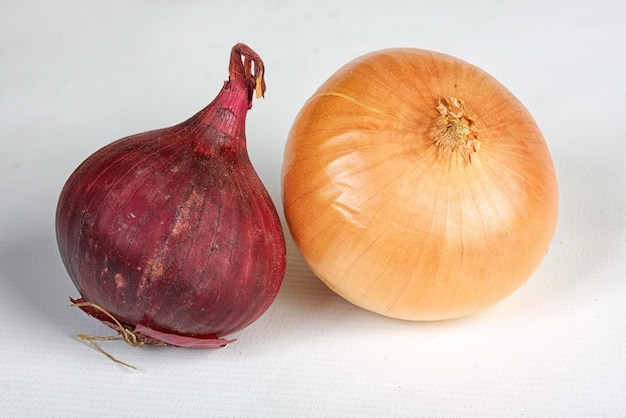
left=56, top=43, right=286, bottom=359
left=282, top=48, right=558, bottom=321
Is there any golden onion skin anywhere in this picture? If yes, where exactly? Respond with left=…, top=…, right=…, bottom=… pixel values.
left=282, top=48, right=558, bottom=321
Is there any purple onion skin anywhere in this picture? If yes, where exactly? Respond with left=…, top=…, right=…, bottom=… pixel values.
left=56, top=44, right=286, bottom=347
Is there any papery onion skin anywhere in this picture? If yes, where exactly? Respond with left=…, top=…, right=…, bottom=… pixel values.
left=282, top=48, right=558, bottom=321
left=56, top=44, right=286, bottom=346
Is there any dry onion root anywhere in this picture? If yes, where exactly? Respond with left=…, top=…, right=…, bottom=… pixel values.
left=282, top=48, right=558, bottom=321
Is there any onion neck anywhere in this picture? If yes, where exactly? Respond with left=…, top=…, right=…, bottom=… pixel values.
left=430, top=96, right=480, bottom=163
left=190, top=43, right=265, bottom=161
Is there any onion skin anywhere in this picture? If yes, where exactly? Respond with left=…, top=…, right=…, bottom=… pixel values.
left=56, top=44, right=286, bottom=347
left=282, top=48, right=558, bottom=321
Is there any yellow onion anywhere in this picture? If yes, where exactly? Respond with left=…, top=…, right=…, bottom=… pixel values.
left=282, top=48, right=558, bottom=321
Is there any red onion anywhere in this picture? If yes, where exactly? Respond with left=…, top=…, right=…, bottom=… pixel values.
left=56, top=43, right=286, bottom=355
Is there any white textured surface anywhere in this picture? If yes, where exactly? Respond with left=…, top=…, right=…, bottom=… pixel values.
left=1, top=1, right=625, bottom=417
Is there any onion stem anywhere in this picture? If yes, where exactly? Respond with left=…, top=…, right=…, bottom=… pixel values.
left=431, top=96, right=480, bottom=163
left=229, top=43, right=266, bottom=103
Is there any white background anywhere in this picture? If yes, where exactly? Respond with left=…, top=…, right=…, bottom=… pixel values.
left=1, top=1, right=625, bottom=417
